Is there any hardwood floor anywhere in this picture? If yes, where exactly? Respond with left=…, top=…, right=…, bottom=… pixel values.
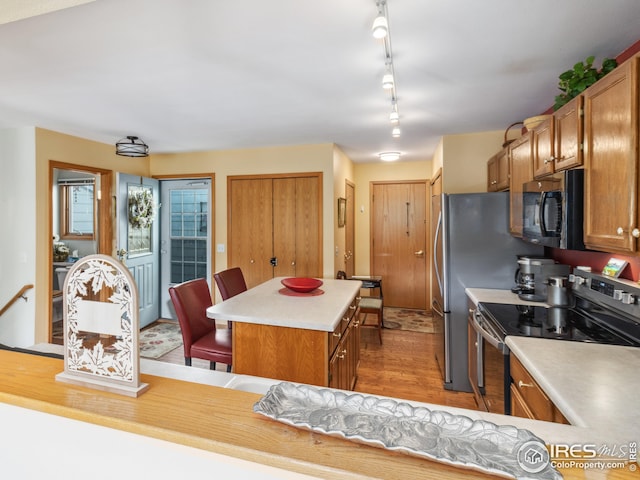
left=155, top=322, right=478, bottom=410
left=356, top=327, right=477, bottom=409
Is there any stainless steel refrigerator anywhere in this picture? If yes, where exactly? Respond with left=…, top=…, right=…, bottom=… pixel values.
left=431, top=192, right=542, bottom=392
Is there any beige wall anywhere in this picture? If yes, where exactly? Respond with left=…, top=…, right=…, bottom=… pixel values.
left=353, top=160, right=431, bottom=276
left=439, top=130, right=504, bottom=194
left=150, top=143, right=338, bottom=281
left=332, top=146, right=355, bottom=275
left=34, top=128, right=149, bottom=342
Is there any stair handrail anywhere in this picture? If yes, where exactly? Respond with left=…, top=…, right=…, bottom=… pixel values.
left=0, top=284, right=34, bottom=318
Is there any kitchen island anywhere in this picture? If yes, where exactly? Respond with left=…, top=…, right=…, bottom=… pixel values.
left=206, top=277, right=362, bottom=389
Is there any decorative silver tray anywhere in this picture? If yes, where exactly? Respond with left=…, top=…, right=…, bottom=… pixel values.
left=254, top=382, right=561, bottom=479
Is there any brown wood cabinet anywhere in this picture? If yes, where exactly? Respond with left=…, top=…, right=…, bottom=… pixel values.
left=583, top=55, right=639, bottom=253
left=553, top=95, right=584, bottom=172
left=329, top=305, right=360, bottom=391
left=508, top=131, right=533, bottom=236
left=228, top=173, right=322, bottom=288
left=532, top=117, right=555, bottom=178
left=510, top=355, right=568, bottom=424
left=487, top=148, right=509, bottom=191
left=233, top=294, right=359, bottom=389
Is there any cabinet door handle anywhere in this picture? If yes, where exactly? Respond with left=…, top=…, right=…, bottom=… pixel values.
left=518, top=380, right=534, bottom=388
left=633, top=228, right=640, bottom=238
left=332, top=332, right=342, bottom=338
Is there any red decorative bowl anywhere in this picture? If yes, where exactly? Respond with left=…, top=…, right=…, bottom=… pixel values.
left=281, top=277, right=323, bottom=293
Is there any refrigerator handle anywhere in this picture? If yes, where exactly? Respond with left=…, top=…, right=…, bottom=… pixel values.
left=434, top=210, right=443, bottom=294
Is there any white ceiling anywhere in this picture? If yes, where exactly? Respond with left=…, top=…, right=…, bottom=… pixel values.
left=1, top=0, right=640, bottom=163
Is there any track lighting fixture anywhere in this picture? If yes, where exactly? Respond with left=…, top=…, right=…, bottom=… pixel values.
left=372, top=0, right=402, bottom=158
left=389, top=104, right=399, bottom=124
left=371, top=11, right=388, bottom=39
left=382, top=72, right=394, bottom=90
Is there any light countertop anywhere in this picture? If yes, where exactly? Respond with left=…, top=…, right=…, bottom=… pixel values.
left=506, top=336, right=640, bottom=444
left=206, top=277, right=362, bottom=332
left=466, top=287, right=549, bottom=307
left=466, top=287, right=640, bottom=447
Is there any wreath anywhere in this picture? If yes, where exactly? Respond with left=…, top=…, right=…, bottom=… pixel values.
left=128, top=189, right=157, bottom=229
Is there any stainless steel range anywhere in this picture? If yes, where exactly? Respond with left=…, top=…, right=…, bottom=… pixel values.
left=468, top=269, right=640, bottom=415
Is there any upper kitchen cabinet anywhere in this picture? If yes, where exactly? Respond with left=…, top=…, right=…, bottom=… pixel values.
left=583, top=55, right=639, bottom=253
left=509, top=131, right=533, bottom=236
left=553, top=95, right=583, bottom=172
left=487, top=148, right=509, bottom=192
left=531, top=117, right=555, bottom=178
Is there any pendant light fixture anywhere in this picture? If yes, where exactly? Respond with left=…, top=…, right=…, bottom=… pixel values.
left=115, top=136, right=149, bottom=157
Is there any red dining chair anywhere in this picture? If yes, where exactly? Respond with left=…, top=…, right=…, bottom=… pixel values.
left=214, top=267, right=248, bottom=329
left=168, top=278, right=232, bottom=372
left=214, top=267, right=248, bottom=300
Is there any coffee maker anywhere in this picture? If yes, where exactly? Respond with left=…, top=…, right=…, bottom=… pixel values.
left=513, top=256, right=571, bottom=302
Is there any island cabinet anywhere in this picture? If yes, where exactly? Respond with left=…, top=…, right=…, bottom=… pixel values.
left=487, top=148, right=509, bottom=192
left=510, top=355, right=568, bottom=424
left=207, top=277, right=362, bottom=389
left=508, top=131, right=533, bottom=236
left=583, top=55, right=639, bottom=253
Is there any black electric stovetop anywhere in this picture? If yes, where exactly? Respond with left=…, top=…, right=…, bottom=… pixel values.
left=478, top=302, right=640, bottom=346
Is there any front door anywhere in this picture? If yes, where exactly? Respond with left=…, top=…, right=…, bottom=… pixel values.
left=371, top=181, right=428, bottom=309
left=116, top=173, right=160, bottom=328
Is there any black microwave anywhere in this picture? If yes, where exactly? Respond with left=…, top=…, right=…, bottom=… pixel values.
left=522, top=169, right=585, bottom=250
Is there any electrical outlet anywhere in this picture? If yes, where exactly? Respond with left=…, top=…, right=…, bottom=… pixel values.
left=216, top=244, right=225, bottom=253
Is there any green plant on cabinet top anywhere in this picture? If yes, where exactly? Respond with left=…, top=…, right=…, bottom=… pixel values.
left=554, top=55, right=617, bottom=110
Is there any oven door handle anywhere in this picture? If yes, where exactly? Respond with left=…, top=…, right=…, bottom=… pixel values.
left=471, top=310, right=505, bottom=351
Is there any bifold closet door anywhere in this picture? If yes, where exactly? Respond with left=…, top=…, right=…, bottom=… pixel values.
left=273, top=176, right=321, bottom=279
left=229, top=178, right=273, bottom=288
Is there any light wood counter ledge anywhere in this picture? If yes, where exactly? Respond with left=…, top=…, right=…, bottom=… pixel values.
left=0, top=350, right=499, bottom=480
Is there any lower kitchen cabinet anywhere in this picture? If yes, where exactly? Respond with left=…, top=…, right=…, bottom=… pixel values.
left=329, top=299, right=359, bottom=391
left=510, top=355, right=568, bottom=424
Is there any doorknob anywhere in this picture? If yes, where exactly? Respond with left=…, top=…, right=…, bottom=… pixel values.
left=414, top=250, right=425, bottom=256
left=116, top=248, right=128, bottom=263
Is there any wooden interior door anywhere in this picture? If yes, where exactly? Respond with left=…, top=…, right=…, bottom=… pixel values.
left=344, top=180, right=355, bottom=278
left=229, top=178, right=273, bottom=288
left=371, top=181, right=428, bottom=309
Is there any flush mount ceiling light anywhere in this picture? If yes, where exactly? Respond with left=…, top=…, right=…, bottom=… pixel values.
left=391, top=126, right=401, bottom=137
left=116, top=136, right=149, bottom=157
left=379, top=151, right=401, bottom=162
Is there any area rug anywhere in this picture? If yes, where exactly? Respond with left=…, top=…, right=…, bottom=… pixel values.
left=382, top=307, right=439, bottom=334
left=139, top=322, right=183, bottom=359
